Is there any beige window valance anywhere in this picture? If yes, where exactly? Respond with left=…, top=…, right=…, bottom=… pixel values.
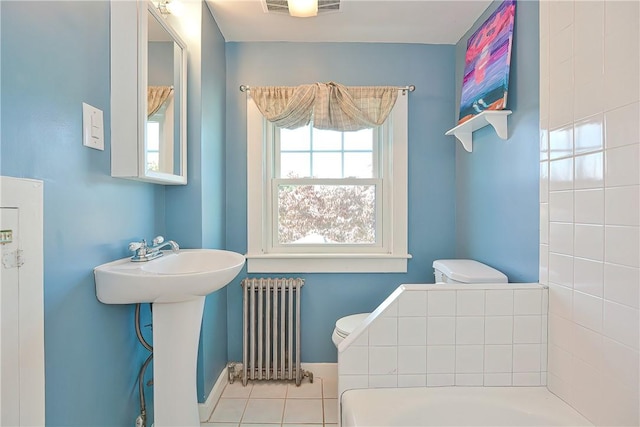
left=147, top=86, right=174, bottom=118
left=249, top=82, right=399, bottom=131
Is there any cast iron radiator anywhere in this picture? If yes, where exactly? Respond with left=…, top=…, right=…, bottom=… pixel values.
left=237, top=277, right=312, bottom=386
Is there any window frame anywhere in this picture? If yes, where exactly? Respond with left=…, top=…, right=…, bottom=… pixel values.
left=246, top=93, right=410, bottom=273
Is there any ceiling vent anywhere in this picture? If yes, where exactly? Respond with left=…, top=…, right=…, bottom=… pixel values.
left=263, top=0, right=341, bottom=15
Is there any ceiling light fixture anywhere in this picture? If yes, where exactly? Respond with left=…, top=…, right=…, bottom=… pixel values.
left=287, top=0, right=318, bottom=17
left=156, top=0, right=183, bottom=17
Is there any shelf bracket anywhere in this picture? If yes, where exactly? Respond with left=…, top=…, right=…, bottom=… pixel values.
left=445, top=110, right=512, bottom=152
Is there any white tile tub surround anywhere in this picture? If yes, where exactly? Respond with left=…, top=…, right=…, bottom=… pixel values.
left=337, top=283, right=548, bottom=398
left=540, top=1, right=640, bottom=425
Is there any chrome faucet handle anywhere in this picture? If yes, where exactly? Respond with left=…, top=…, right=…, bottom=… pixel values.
left=128, top=240, right=146, bottom=252
left=152, top=236, right=164, bottom=246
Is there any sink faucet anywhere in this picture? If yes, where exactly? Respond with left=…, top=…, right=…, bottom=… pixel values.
left=129, top=236, right=179, bottom=262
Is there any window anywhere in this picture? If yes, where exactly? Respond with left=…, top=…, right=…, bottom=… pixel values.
left=247, top=94, right=410, bottom=273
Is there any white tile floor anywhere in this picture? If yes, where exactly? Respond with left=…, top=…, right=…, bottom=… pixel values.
left=202, top=376, right=338, bottom=427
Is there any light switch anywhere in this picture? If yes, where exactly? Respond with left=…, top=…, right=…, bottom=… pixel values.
left=82, top=102, right=104, bottom=151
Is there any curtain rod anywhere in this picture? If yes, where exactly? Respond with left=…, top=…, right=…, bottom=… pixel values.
left=239, top=84, right=416, bottom=94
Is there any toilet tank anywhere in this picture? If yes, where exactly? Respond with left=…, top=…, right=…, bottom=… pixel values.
left=433, top=259, right=508, bottom=284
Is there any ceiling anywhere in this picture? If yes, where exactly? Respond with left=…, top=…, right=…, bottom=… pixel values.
left=205, top=0, right=494, bottom=45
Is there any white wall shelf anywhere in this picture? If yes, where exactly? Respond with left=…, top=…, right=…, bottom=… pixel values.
left=445, top=110, right=512, bottom=152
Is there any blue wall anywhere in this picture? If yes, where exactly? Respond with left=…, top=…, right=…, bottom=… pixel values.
left=454, top=0, right=540, bottom=282
left=225, top=42, right=458, bottom=362
left=1, top=0, right=229, bottom=423
left=1, top=1, right=161, bottom=425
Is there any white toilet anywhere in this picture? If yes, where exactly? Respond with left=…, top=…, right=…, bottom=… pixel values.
left=331, top=259, right=508, bottom=347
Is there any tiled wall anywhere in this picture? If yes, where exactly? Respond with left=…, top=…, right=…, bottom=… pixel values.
left=540, top=1, right=640, bottom=425
left=337, top=284, right=548, bottom=398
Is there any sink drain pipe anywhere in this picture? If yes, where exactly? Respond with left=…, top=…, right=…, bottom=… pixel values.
left=135, top=303, right=153, bottom=427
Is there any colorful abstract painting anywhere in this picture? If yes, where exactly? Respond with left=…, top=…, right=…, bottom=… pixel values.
left=458, top=0, right=516, bottom=124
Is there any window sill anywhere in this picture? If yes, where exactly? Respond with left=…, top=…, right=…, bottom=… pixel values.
left=246, top=253, right=412, bottom=273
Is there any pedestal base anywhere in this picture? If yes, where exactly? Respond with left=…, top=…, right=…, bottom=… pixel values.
left=152, top=297, right=205, bottom=427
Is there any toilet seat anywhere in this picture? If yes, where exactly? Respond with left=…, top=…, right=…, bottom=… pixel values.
left=332, top=313, right=369, bottom=347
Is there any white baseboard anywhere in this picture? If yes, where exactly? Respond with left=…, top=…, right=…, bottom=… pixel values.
left=301, top=363, right=338, bottom=381
left=198, top=366, right=228, bottom=422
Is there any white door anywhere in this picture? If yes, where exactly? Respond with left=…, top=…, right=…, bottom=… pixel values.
left=0, top=207, right=21, bottom=426
left=0, top=176, right=44, bottom=427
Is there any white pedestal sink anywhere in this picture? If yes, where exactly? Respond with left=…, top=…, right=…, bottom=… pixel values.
left=94, top=249, right=245, bottom=427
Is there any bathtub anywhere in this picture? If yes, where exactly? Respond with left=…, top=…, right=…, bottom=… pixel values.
left=341, top=386, right=592, bottom=426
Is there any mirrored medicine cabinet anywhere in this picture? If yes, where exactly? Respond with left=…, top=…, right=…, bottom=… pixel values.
left=110, top=0, right=187, bottom=185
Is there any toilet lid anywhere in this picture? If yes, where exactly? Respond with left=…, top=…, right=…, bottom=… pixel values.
left=335, top=313, right=369, bottom=337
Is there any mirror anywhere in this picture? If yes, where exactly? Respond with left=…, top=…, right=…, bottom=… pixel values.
left=110, top=0, right=187, bottom=185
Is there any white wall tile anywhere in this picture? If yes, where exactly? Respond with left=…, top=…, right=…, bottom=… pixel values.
left=574, top=0, right=604, bottom=63
left=398, top=291, right=427, bottom=317
left=550, top=56, right=573, bottom=98
left=549, top=0, right=573, bottom=34
left=513, top=344, right=542, bottom=373
left=455, top=345, right=484, bottom=374
left=540, top=203, right=549, bottom=244
left=379, top=300, right=398, bottom=318
left=542, top=289, right=549, bottom=315
left=455, top=373, right=483, bottom=386
left=426, top=374, right=454, bottom=387
left=484, top=345, right=512, bottom=373
left=548, top=372, right=571, bottom=403
left=550, top=26, right=573, bottom=64
left=549, top=252, right=574, bottom=288
left=600, top=374, right=640, bottom=427
left=456, top=317, right=484, bottom=345
left=574, top=224, right=604, bottom=261
left=368, top=347, right=397, bottom=375
left=426, top=346, right=455, bottom=374
left=540, top=161, right=549, bottom=202
left=605, top=225, right=640, bottom=267
left=549, top=158, right=574, bottom=191
left=549, top=191, right=573, bottom=222
left=605, top=102, right=640, bottom=149
left=540, top=245, right=549, bottom=285
left=485, top=316, right=514, bottom=345
left=485, top=290, right=514, bottom=316
left=575, top=152, right=604, bottom=189
left=338, top=374, right=368, bottom=395
left=548, top=313, right=573, bottom=352
left=514, top=316, right=542, bottom=344
left=573, top=258, right=603, bottom=298
left=483, top=373, right=512, bottom=387
left=574, top=189, right=604, bottom=225
left=398, top=317, right=426, bottom=346
left=572, top=290, right=603, bottom=333
left=548, top=283, right=573, bottom=320
left=605, top=144, right=640, bottom=187
left=514, top=289, right=543, bottom=315
left=604, top=263, right=640, bottom=309
left=426, top=291, right=456, bottom=316
left=397, top=346, right=426, bottom=375
left=603, top=300, right=639, bottom=350
left=549, top=222, right=574, bottom=255
left=569, top=358, right=604, bottom=424
left=571, top=323, right=604, bottom=370
left=548, top=343, right=573, bottom=382
left=602, top=337, right=639, bottom=389
left=549, top=124, right=574, bottom=160
left=605, top=0, right=640, bottom=36
left=369, top=317, right=397, bottom=346
left=604, top=28, right=640, bottom=110
left=368, top=375, right=397, bottom=389
left=339, top=346, right=368, bottom=375
left=605, top=186, right=639, bottom=226
left=397, top=374, right=426, bottom=388
left=426, top=317, right=455, bottom=345
left=574, top=79, right=606, bottom=123
left=550, top=88, right=574, bottom=129
left=574, top=115, right=604, bottom=155
left=456, top=290, right=485, bottom=316
left=513, top=372, right=543, bottom=386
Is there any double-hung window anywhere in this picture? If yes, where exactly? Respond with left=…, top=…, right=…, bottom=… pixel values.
left=246, top=92, right=410, bottom=273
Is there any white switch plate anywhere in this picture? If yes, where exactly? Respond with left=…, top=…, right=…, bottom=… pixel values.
left=82, top=102, right=104, bottom=151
